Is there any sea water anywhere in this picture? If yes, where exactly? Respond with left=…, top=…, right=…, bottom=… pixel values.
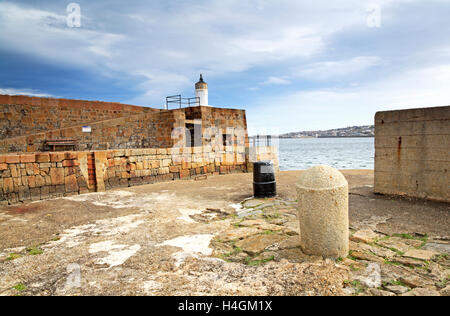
left=277, top=138, right=374, bottom=171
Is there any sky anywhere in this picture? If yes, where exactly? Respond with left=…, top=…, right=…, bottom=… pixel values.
left=0, top=0, right=449, bottom=135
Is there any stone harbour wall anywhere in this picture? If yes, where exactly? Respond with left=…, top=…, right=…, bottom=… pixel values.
left=0, top=94, right=159, bottom=140
left=0, top=110, right=181, bottom=153
left=0, top=102, right=248, bottom=155
left=0, top=145, right=268, bottom=205
left=0, top=152, right=89, bottom=205
left=374, top=106, right=450, bottom=202
left=98, top=146, right=248, bottom=192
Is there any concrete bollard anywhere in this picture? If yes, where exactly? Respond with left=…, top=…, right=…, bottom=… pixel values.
left=296, top=165, right=349, bottom=258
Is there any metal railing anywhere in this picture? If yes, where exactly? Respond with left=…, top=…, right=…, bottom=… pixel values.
left=250, top=135, right=273, bottom=147
left=166, top=95, right=200, bottom=109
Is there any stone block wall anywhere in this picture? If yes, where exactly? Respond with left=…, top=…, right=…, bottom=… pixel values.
left=374, top=106, right=450, bottom=202
left=0, top=95, right=159, bottom=140
left=0, top=145, right=254, bottom=205
left=99, top=146, right=247, bottom=191
left=0, top=152, right=89, bottom=205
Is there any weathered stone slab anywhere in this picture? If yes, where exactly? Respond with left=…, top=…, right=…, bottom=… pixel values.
left=391, top=256, right=425, bottom=268
left=384, top=285, right=409, bottom=294
left=351, top=251, right=384, bottom=263
left=239, top=219, right=266, bottom=227
left=351, top=229, right=382, bottom=244
left=236, top=209, right=263, bottom=219
left=380, top=264, right=411, bottom=284
left=399, top=275, right=435, bottom=288
left=242, top=199, right=265, bottom=208
left=423, top=242, right=450, bottom=254
left=341, top=258, right=366, bottom=271
left=403, top=249, right=438, bottom=261
left=218, top=227, right=260, bottom=242
left=402, top=288, right=440, bottom=296
left=239, top=220, right=285, bottom=232
left=368, top=288, right=396, bottom=296
left=377, top=237, right=422, bottom=253
left=350, top=241, right=396, bottom=259
left=369, top=246, right=397, bottom=259
left=235, top=234, right=286, bottom=255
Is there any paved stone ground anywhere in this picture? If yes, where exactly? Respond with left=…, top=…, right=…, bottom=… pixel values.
left=0, top=170, right=448, bottom=296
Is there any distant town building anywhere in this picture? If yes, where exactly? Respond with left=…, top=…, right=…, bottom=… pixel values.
left=279, top=125, right=375, bottom=138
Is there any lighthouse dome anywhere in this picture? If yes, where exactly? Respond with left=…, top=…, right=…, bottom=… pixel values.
left=195, top=74, right=208, bottom=90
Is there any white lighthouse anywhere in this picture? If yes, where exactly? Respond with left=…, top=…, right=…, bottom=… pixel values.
left=195, top=74, right=209, bottom=106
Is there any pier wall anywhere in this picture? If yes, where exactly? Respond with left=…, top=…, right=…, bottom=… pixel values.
left=0, top=95, right=248, bottom=155
left=0, top=145, right=260, bottom=205
left=0, top=95, right=158, bottom=140
left=374, top=106, right=449, bottom=202
left=0, top=110, right=181, bottom=153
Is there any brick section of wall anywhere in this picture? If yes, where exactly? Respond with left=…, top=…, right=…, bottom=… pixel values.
left=0, top=95, right=159, bottom=140
left=374, top=106, right=450, bottom=202
left=0, top=145, right=263, bottom=205
left=0, top=110, right=183, bottom=153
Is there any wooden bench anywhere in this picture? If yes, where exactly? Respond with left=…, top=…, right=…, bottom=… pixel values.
left=45, top=139, right=77, bottom=152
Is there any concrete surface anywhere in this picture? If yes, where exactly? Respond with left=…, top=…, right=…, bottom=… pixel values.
left=0, top=170, right=448, bottom=296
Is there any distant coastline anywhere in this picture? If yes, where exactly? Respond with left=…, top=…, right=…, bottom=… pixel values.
left=279, top=136, right=375, bottom=139
left=278, top=125, right=375, bottom=139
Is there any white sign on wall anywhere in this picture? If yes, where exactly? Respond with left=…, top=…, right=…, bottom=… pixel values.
left=82, top=126, right=92, bottom=133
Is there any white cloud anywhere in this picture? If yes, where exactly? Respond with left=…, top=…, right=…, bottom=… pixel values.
left=0, top=1, right=352, bottom=103
left=247, top=63, right=450, bottom=135
left=229, top=27, right=324, bottom=61
left=297, top=56, right=383, bottom=80
left=0, top=2, right=124, bottom=69
left=128, top=71, right=191, bottom=106
left=1, top=0, right=449, bottom=110
left=261, top=77, right=291, bottom=86
left=0, top=88, right=53, bottom=97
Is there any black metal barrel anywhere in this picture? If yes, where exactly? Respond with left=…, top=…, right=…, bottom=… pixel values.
left=253, top=161, right=277, bottom=198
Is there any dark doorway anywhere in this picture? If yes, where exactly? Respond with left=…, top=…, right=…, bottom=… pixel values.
left=186, top=123, right=202, bottom=147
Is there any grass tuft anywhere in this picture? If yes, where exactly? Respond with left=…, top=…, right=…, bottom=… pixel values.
left=26, top=246, right=43, bottom=256
left=12, top=283, right=26, bottom=292
left=6, top=253, right=21, bottom=261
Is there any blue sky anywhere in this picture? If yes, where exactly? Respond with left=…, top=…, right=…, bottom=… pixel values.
left=1, top=0, right=449, bottom=134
